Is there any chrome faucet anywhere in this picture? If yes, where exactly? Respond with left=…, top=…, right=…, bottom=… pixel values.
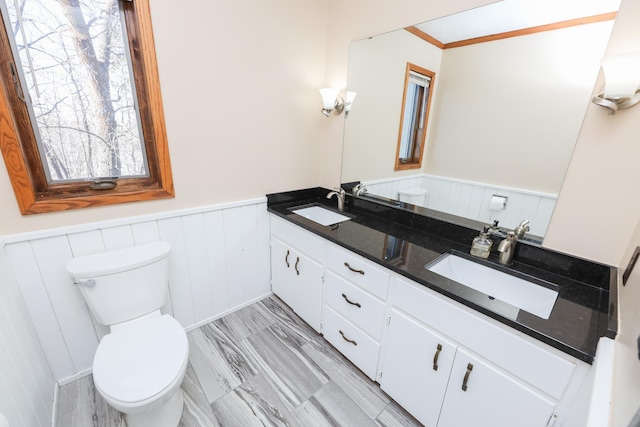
left=352, top=183, right=368, bottom=197
left=514, top=219, right=530, bottom=239
left=326, top=188, right=346, bottom=211
left=497, top=231, right=517, bottom=265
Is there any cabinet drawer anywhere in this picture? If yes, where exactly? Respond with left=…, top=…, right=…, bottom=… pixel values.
left=324, top=271, right=386, bottom=341
left=326, top=244, right=389, bottom=300
left=270, top=216, right=324, bottom=261
left=392, top=276, right=576, bottom=400
left=322, top=305, right=381, bottom=381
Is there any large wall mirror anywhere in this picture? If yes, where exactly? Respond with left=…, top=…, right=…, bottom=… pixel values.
left=341, top=0, right=620, bottom=242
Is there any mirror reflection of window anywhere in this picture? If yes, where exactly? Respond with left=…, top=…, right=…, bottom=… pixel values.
left=383, top=235, right=408, bottom=267
left=395, top=63, right=435, bottom=171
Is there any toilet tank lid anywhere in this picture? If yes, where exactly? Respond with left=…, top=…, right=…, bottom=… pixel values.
left=398, top=187, right=427, bottom=196
left=66, top=241, right=171, bottom=278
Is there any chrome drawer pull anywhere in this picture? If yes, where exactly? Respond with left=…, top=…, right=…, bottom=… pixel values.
left=285, top=250, right=290, bottom=268
left=433, top=343, right=442, bottom=371
left=344, top=262, right=365, bottom=275
left=295, top=257, right=300, bottom=275
left=339, top=330, right=357, bottom=346
left=341, top=293, right=361, bottom=308
left=462, top=363, right=474, bottom=391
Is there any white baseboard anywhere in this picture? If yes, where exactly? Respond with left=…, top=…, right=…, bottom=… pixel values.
left=185, top=291, right=274, bottom=333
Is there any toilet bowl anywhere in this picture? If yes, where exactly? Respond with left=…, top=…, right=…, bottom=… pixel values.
left=66, top=242, right=188, bottom=427
left=93, top=313, right=189, bottom=427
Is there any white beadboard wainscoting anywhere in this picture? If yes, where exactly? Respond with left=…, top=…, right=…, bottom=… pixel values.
left=0, top=249, right=55, bottom=427
left=363, top=174, right=557, bottom=237
left=0, top=198, right=272, bottom=400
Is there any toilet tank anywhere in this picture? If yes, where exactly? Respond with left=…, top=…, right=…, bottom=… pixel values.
left=398, top=187, right=427, bottom=206
left=66, top=241, right=171, bottom=326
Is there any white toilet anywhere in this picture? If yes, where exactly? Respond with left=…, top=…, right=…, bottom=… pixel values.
left=66, top=241, right=188, bottom=427
left=398, top=187, right=427, bottom=206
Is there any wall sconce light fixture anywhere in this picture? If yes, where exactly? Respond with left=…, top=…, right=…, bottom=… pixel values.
left=592, top=53, right=640, bottom=115
left=345, top=91, right=357, bottom=117
left=319, top=88, right=344, bottom=117
left=319, top=88, right=358, bottom=117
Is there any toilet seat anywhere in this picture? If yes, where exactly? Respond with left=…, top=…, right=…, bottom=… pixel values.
left=93, top=314, right=188, bottom=405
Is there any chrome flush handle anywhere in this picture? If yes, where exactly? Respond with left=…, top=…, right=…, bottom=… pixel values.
left=73, top=279, right=96, bottom=288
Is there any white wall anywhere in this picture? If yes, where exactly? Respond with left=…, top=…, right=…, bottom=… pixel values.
left=0, top=249, right=54, bottom=427
left=2, top=199, right=271, bottom=384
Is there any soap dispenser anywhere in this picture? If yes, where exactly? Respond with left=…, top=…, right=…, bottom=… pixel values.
left=470, top=226, right=493, bottom=259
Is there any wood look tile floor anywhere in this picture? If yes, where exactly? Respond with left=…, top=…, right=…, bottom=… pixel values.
left=56, top=296, right=421, bottom=427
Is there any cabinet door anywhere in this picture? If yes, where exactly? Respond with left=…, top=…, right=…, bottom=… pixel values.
left=438, top=347, right=555, bottom=427
left=271, top=237, right=323, bottom=332
left=380, top=309, right=457, bottom=427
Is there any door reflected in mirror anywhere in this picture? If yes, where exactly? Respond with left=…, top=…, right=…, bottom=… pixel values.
left=341, top=0, right=620, bottom=241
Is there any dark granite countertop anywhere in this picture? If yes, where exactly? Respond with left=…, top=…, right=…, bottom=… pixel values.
left=267, top=187, right=618, bottom=364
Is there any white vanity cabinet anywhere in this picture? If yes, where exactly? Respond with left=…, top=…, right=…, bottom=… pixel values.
left=321, top=244, right=390, bottom=380
left=268, top=215, right=591, bottom=427
left=437, top=347, right=555, bottom=427
left=380, top=276, right=577, bottom=427
left=380, top=308, right=457, bottom=426
left=270, top=217, right=324, bottom=332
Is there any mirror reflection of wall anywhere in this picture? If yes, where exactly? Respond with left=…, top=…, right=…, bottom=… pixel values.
left=342, top=1, right=619, bottom=240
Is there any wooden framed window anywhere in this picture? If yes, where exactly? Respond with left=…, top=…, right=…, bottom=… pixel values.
left=394, top=63, right=435, bottom=171
left=0, top=0, right=173, bottom=215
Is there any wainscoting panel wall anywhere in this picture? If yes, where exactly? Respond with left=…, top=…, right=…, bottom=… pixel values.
left=364, top=174, right=556, bottom=237
left=0, top=248, right=54, bottom=427
left=1, top=198, right=272, bottom=385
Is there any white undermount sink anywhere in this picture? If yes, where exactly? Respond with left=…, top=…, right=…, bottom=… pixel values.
left=427, top=253, right=558, bottom=319
left=291, top=205, right=351, bottom=226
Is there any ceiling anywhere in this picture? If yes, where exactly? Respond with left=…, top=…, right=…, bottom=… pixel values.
left=415, top=0, right=621, bottom=44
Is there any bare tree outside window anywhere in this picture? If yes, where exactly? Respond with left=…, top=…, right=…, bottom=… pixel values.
left=5, top=0, right=147, bottom=182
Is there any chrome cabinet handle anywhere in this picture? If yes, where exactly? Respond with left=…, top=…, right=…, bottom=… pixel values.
left=344, top=262, right=365, bottom=275
left=433, top=343, right=442, bottom=371
left=285, top=250, right=290, bottom=268
left=462, top=363, right=474, bottom=391
left=73, top=279, right=96, bottom=288
left=341, top=293, right=361, bottom=308
left=295, top=257, right=300, bottom=275
left=339, top=330, right=357, bottom=346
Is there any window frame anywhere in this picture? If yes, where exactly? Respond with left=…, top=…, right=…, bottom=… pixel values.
left=394, top=62, right=435, bottom=171
left=0, top=0, right=173, bottom=215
